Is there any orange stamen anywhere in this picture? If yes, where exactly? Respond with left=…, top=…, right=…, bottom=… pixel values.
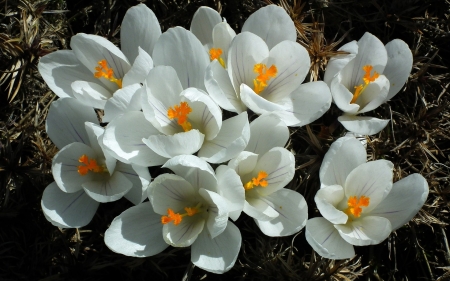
left=209, top=48, right=226, bottom=68
left=161, top=205, right=201, bottom=225
left=344, top=195, right=370, bottom=218
left=351, top=65, right=379, bottom=104
left=253, top=63, right=277, bottom=94
left=244, top=171, right=269, bottom=190
left=94, top=59, right=122, bottom=88
left=77, top=155, right=105, bottom=175
left=167, top=102, right=192, bottom=132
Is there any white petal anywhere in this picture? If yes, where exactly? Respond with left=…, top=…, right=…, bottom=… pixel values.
left=102, top=111, right=167, bottom=166
left=355, top=75, right=389, bottom=114
left=103, top=84, right=141, bottom=123
left=152, top=27, right=209, bottom=90
left=46, top=98, right=99, bottom=149
left=163, top=215, right=204, bottom=247
left=255, top=189, right=308, bottom=237
left=246, top=113, right=288, bottom=155
left=84, top=122, right=115, bottom=174
left=330, top=75, right=360, bottom=114
left=383, top=39, right=413, bottom=100
left=38, top=50, right=94, bottom=98
left=242, top=5, right=296, bottom=49
left=215, top=165, right=245, bottom=221
left=162, top=155, right=218, bottom=193
left=324, top=40, right=358, bottom=86
left=320, top=136, right=366, bottom=188
left=104, top=202, right=168, bottom=257
left=198, top=112, right=250, bottom=163
left=191, top=221, right=241, bottom=274
left=274, top=81, right=332, bottom=127
left=244, top=197, right=278, bottom=221
left=121, top=4, right=161, bottom=63
left=212, top=22, right=236, bottom=62
left=142, top=130, right=204, bottom=158
left=82, top=171, right=132, bottom=203
left=345, top=160, right=394, bottom=213
left=240, top=83, right=286, bottom=115
left=228, top=151, right=258, bottom=176
left=371, top=174, right=428, bottom=230
left=190, top=6, right=222, bottom=47
left=199, top=188, right=228, bottom=239
left=119, top=163, right=151, bottom=205
left=335, top=216, right=392, bottom=246
left=41, top=182, right=99, bottom=228
left=122, top=47, right=154, bottom=87
left=338, top=115, right=390, bottom=135
left=71, top=80, right=111, bottom=109
left=315, top=185, right=348, bottom=225
left=305, top=217, right=355, bottom=259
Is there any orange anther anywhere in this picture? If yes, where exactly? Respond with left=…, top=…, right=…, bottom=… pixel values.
left=253, top=63, right=277, bottom=94
left=77, top=155, right=104, bottom=176
left=345, top=195, right=370, bottom=218
left=350, top=65, right=379, bottom=104
left=161, top=206, right=201, bottom=225
left=244, top=171, right=269, bottom=190
left=94, top=59, right=122, bottom=88
left=167, top=102, right=193, bottom=132
left=209, top=48, right=226, bottom=68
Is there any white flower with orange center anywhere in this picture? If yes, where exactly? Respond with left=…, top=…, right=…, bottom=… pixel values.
left=41, top=98, right=150, bottom=228
left=204, top=5, right=331, bottom=127
left=104, top=155, right=244, bottom=274
left=38, top=4, right=160, bottom=116
left=324, top=32, right=413, bottom=135
left=305, top=136, right=429, bottom=259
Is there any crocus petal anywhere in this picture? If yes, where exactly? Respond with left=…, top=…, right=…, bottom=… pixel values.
left=244, top=197, right=279, bottom=221
left=150, top=173, right=198, bottom=215
left=190, top=6, right=222, bottom=47
left=41, top=182, right=99, bottom=228
left=383, top=39, right=413, bottom=101
left=103, top=111, right=167, bottom=166
left=121, top=4, right=161, bottom=64
left=355, top=75, right=389, bottom=114
left=104, top=202, right=168, bottom=257
left=152, top=27, right=209, bottom=90
left=163, top=215, right=205, bottom=247
left=38, top=50, right=94, bottom=98
left=227, top=32, right=269, bottom=93
left=103, top=84, right=142, bottom=123
left=52, top=142, right=97, bottom=193
left=324, top=40, right=358, bottom=86
left=119, top=163, right=151, bottom=205
left=330, top=75, right=360, bottom=114
left=338, top=115, right=390, bottom=135
left=84, top=122, right=117, bottom=175
left=240, top=84, right=286, bottom=115
left=320, top=136, right=366, bottom=188
left=142, top=130, right=204, bottom=159
left=344, top=160, right=394, bottom=213
left=212, top=22, right=236, bottom=62
left=242, top=5, right=296, bottom=49
left=191, top=221, right=241, bottom=274
left=371, top=174, right=428, bottom=230
left=46, top=98, right=99, bottom=149
left=273, top=81, right=332, bottom=127
left=71, top=80, right=111, bottom=109
left=122, top=47, right=154, bottom=87
left=245, top=113, right=288, bottom=155
left=82, top=171, right=132, bottom=203
left=199, top=188, right=228, bottom=239
left=215, top=165, right=245, bottom=221
left=228, top=151, right=258, bottom=176
left=205, top=60, right=245, bottom=113
left=335, top=216, right=392, bottom=246
left=198, top=112, right=250, bottom=163
left=315, top=185, right=348, bottom=225
left=255, top=189, right=308, bottom=237
left=305, top=217, right=355, bottom=259
left=162, top=155, right=218, bottom=193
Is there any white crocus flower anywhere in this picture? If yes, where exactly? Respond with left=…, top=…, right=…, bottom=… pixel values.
left=103, top=66, right=250, bottom=165
left=105, top=155, right=244, bottom=274
left=41, top=98, right=150, bottom=228
left=38, top=4, right=160, bottom=114
left=204, top=5, right=331, bottom=127
left=324, top=32, right=413, bottom=135
left=228, top=113, right=308, bottom=236
left=305, top=136, right=428, bottom=259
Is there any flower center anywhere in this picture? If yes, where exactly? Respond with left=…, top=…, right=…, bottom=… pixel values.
left=161, top=203, right=203, bottom=225
left=209, top=48, right=225, bottom=68
left=244, top=171, right=269, bottom=190
left=167, top=101, right=193, bottom=132
left=77, top=155, right=105, bottom=176
left=344, top=195, right=370, bottom=218
left=253, top=63, right=277, bottom=94
left=351, top=65, right=379, bottom=104
left=94, top=59, right=122, bottom=88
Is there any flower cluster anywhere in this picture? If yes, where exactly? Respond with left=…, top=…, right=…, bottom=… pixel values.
left=39, top=3, right=428, bottom=275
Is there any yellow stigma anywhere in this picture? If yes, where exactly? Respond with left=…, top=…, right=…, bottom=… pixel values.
left=209, top=48, right=225, bottom=68
left=94, top=59, right=123, bottom=88
left=344, top=195, right=370, bottom=218
left=167, top=102, right=192, bottom=132
left=77, top=155, right=105, bottom=176
left=350, top=65, right=379, bottom=104
left=244, top=171, right=269, bottom=190
left=161, top=204, right=201, bottom=225
left=253, top=63, right=277, bottom=94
